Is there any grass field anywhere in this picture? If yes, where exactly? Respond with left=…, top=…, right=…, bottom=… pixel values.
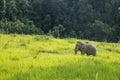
left=0, top=34, right=120, bottom=80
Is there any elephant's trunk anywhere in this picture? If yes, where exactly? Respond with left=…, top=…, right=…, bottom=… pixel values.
left=74, top=49, right=77, bottom=55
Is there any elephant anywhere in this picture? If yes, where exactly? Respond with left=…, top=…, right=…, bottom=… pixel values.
left=74, top=41, right=96, bottom=56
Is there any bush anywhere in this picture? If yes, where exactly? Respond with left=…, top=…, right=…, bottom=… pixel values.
left=0, top=19, right=44, bottom=34
left=90, top=20, right=111, bottom=41
left=68, top=30, right=77, bottom=38
left=51, top=24, right=65, bottom=38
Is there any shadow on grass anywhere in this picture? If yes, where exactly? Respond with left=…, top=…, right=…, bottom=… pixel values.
left=38, top=50, right=59, bottom=54
left=106, top=48, right=120, bottom=54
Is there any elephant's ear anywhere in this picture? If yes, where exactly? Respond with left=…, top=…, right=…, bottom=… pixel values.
left=79, top=42, right=84, bottom=45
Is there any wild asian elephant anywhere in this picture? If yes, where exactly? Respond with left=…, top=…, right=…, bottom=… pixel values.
left=74, top=41, right=96, bottom=56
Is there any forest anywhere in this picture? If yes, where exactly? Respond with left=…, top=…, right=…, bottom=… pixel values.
left=0, top=0, right=120, bottom=42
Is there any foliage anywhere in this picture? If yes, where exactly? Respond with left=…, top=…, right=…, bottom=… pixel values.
left=0, top=19, right=43, bottom=34
left=90, top=20, right=111, bottom=41
left=0, top=0, right=6, bottom=20
left=0, top=0, right=120, bottom=42
left=51, top=24, right=65, bottom=38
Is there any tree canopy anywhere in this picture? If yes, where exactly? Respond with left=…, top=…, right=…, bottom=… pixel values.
left=0, top=0, right=120, bottom=42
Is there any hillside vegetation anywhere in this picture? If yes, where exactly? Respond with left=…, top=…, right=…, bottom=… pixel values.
left=0, top=34, right=120, bottom=80
left=0, top=0, right=120, bottom=42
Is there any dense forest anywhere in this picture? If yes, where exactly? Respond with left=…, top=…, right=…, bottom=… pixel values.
left=0, top=0, right=120, bottom=42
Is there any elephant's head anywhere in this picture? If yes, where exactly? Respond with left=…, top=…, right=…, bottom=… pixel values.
left=74, top=41, right=83, bottom=54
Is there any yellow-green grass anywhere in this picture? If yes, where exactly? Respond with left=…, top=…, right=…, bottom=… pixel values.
left=0, top=34, right=120, bottom=80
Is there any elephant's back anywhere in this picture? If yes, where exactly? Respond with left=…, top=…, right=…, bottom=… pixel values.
left=86, top=44, right=96, bottom=52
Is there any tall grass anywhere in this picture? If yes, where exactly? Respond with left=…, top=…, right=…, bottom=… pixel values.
left=0, top=34, right=120, bottom=80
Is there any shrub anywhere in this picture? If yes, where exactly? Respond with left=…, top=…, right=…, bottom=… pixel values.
left=51, top=24, right=65, bottom=38
left=90, top=20, right=111, bottom=41
left=0, top=19, right=44, bottom=34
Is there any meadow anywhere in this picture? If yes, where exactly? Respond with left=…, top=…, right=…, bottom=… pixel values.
left=0, top=34, right=120, bottom=80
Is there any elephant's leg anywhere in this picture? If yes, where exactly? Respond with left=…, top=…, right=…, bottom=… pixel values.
left=87, top=53, right=90, bottom=56
left=81, top=51, right=85, bottom=55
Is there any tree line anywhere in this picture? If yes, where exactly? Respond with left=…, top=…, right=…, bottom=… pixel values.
left=0, top=0, right=120, bottom=42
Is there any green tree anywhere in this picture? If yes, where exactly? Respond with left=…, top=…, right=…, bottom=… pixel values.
left=51, top=24, right=65, bottom=38
left=42, top=15, right=52, bottom=33
left=0, top=0, right=6, bottom=20
left=5, top=0, right=17, bottom=21
left=16, top=0, right=31, bottom=18
left=90, top=20, right=111, bottom=41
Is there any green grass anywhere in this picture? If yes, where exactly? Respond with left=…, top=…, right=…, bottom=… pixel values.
left=0, top=34, right=120, bottom=80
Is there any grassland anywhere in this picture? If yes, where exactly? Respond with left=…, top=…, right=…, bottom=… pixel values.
left=0, top=34, right=120, bottom=80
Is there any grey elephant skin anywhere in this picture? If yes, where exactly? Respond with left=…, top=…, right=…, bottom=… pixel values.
left=74, top=41, right=96, bottom=56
